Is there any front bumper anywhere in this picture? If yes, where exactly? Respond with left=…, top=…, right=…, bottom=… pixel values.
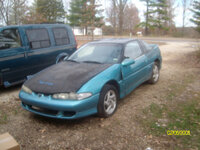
left=19, top=90, right=99, bottom=119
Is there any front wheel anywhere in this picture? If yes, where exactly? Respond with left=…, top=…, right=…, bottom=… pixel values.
left=97, top=84, right=118, bottom=118
left=148, top=62, right=160, bottom=84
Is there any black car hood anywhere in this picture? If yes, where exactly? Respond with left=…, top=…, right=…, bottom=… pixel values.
left=24, top=61, right=111, bottom=94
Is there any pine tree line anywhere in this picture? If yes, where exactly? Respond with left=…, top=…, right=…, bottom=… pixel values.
left=139, top=0, right=172, bottom=35
left=0, top=0, right=199, bottom=35
left=190, top=0, right=200, bottom=33
left=67, top=0, right=103, bottom=35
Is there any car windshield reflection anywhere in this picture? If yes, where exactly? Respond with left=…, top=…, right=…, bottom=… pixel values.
left=68, top=44, right=123, bottom=64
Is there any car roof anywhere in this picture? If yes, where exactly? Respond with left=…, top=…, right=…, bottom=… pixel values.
left=0, top=24, right=70, bottom=29
left=89, top=38, right=137, bottom=45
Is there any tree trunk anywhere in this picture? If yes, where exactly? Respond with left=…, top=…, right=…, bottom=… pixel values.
left=145, top=0, right=149, bottom=35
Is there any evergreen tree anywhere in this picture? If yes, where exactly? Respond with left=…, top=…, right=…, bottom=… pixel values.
left=36, top=0, right=65, bottom=23
left=151, top=0, right=169, bottom=33
left=67, top=0, right=82, bottom=27
left=140, top=0, right=170, bottom=35
left=190, top=0, right=200, bottom=33
left=68, top=0, right=103, bottom=35
left=139, top=0, right=155, bottom=35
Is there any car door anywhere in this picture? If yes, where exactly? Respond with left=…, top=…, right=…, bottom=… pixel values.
left=25, top=27, right=53, bottom=75
left=139, top=40, right=155, bottom=79
left=0, top=28, right=27, bottom=86
left=121, top=41, right=148, bottom=95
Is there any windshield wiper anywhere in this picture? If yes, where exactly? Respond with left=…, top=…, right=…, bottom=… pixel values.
left=82, top=61, right=102, bottom=64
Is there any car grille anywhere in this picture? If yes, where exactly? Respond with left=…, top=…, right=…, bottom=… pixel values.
left=31, top=105, right=58, bottom=115
left=22, top=102, right=76, bottom=117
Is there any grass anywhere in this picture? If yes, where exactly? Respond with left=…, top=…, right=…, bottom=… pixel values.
left=140, top=75, right=200, bottom=149
left=194, top=40, right=200, bottom=59
left=0, top=110, right=8, bottom=124
left=142, top=97, right=200, bottom=149
left=164, top=74, right=194, bottom=101
left=196, top=47, right=200, bottom=59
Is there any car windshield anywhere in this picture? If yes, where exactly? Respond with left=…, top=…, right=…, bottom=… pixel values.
left=68, top=43, right=123, bottom=64
left=0, top=29, right=21, bottom=50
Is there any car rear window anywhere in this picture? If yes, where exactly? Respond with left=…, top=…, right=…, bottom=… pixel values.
left=26, top=28, right=50, bottom=49
left=53, top=27, right=69, bottom=46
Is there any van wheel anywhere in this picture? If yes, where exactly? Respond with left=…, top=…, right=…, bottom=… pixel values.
left=97, top=84, right=118, bottom=118
left=56, top=56, right=65, bottom=64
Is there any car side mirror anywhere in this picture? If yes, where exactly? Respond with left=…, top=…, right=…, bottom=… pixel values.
left=122, top=58, right=135, bottom=67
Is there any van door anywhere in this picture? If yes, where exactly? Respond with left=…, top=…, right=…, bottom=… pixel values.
left=51, top=27, right=76, bottom=61
left=25, top=28, right=53, bottom=75
left=0, top=28, right=27, bottom=86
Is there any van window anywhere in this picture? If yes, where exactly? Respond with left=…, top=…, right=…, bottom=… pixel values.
left=26, top=28, right=50, bottom=49
left=0, top=28, right=21, bottom=50
left=53, top=27, right=69, bottom=46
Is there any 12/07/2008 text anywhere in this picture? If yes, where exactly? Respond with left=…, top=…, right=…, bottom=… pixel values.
left=167, top=130, right=190, bottom=135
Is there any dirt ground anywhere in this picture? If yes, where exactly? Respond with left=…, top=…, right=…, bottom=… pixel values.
left=0, top=41, right=199, bottom=150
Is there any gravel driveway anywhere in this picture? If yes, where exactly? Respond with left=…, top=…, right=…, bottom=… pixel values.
left=0, top=41, right=199, bottom=150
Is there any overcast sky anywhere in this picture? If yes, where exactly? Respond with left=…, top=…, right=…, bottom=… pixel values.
left=27, top=0, right=195, bottom=27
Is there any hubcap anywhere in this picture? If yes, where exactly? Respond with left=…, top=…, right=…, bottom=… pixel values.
left=152, top=65, right=159, bottom=82
left=104, top=90, right=117, bottom=115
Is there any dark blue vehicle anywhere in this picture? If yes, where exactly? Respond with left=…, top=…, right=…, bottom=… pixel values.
left=0, top=24, right=77, bottom=87
left=19, top=39, right=162, bottom=119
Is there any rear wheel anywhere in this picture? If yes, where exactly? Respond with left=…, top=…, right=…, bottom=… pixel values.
left=97, top=84, right=118, bottom=118
left=148, top=62, right=160, bottom=84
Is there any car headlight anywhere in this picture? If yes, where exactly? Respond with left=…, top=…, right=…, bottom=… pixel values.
left=52, top=92, right=92, bottom=100
left=22, top=85, right=32, bottom=94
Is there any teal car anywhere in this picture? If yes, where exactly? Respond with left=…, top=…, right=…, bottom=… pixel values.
left=19, top=39, right=162, bottom=119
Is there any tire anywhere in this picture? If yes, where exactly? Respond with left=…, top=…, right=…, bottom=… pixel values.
left=148, top=62, right=160, bottom=84
left=97, top=84, right=118, bottom=118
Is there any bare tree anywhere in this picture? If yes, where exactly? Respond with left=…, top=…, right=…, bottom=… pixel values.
left=0, top=0, right=12, bottom=25
left=123, top=3, right=140, bottom=34
left=21, top=5, right=47, bottom=24
left=117, top=0, right=128, bottom=35
left=106, top=0, right=128, bottom=35
left=166, top=0, right=176, bottom=34
left=0, top=0, right=28, bottom=25
left=106, top=0, right=118, bottom=35
left=181, top=0, right=191, bottom=34
left=10, top=0, right=28, bottom=25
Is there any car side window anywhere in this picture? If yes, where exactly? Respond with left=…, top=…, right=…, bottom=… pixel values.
left=140, top=40, right=152, bottom=51
left=26, top=28, right=50, bottom=49
left=0, top=28, right=21, bottom=50
left=53, top=27, right=69, bottom=46
left=124, top=41, right=142, bottom=59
